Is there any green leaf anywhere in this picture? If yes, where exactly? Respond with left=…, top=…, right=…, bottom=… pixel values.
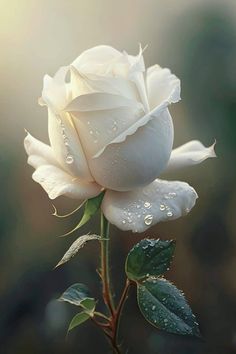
left=59, top=283, right=96, bottom=315
left=126, top=238, right=176, bottom=281
left=68, top=312, right=90, bottom=332
left=61, top=191, right=105, bottom=236
left=55, top=234, right=100, bottom=268
left=137, top=278, right=201, bottom=337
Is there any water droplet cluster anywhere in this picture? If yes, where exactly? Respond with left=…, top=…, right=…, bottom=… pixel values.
left=56, top=115, right=74, bottom=165
left=87, top=120, right=100, bottom=144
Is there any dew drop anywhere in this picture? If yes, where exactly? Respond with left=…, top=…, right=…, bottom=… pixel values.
left=152, top=305, right=156, bottom=311
left=144, top=201, right=151, bottom=209
left=169, top=192, right=176, bottom=197
left=144, top=214, right=153, bottom=225
left=167, top=211, right=173, bottom=217
left=66, top=155, right=74, bottom=164
left=160, top=204, right=166, bottom=211
left=122, top=220, right=126, bottom=224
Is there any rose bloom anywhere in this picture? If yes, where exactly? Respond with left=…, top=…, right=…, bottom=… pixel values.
left=24, top=45, right=215, bottom=232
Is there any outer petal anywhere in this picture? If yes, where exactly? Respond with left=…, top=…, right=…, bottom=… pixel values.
left=165, top=140, right=216, bottom=173
left=32, top=165, right=101, bottom=200
left=24, top=133, right=102, bottom=200
left=146, top=64, right=181, bottom=110
left=102, top=178, right=198, bottom=233
left=88, top=109, right=174, bottom=191
left=24, top=131, right=59, bottom=168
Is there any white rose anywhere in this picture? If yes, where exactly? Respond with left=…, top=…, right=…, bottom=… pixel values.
left=24, top=45, right=216, bottom=232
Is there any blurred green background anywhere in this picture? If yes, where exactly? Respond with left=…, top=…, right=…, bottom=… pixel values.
left=0, top=0, right=236, bottom=353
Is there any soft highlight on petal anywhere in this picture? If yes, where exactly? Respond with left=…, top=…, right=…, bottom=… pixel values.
left=102, top=179, right=198, bottom=233
left=165, top=140, right=216, bottom=173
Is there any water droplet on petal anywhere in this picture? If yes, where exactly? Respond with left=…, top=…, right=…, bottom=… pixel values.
left=66, top=155, right=74, bottom=164
left=167, top=211, right=173, bottom=217
left=160, top=204, right=166, bottom=211
left=144, top=201, right=151, bottom=209
left=144, top=214, right=153, bottom=226
left=152, top=305, right=156, bottom=310
left=122, top=220, right=126, bottom=224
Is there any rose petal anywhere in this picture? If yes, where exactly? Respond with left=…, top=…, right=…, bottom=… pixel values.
left=24, top=132, right=59, bottom=168
left=88, top=109, right=174, bottom=191
left=93, top=101, right=172, bottom=159
left=66, top=92, right=142, bottom=112
left=102, top=178, right=198, bottom=232
left=127, top=45, right=149, bottom=113
left=72, top=45, right=122, bottom=72
left=48, top=109, right=94, bottom=182
left=24, top=132, right=102, bottom=200
left=32, top=165, right=101, bottom=200
left=70, top=105, right=144, bottom=159
left=40, top=66, right=70, bottom=110
left=70, top=66, right=139, bottom=101
left=146, top=64, right=181, bottom=110
left=165, top=140, right=216, bottom=173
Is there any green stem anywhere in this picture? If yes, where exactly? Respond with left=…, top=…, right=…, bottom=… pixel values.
left=100, top=212, right=115, bottom=317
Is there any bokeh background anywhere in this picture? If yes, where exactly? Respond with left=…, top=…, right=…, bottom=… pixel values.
left=0, top=0, right=236, bottom=353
